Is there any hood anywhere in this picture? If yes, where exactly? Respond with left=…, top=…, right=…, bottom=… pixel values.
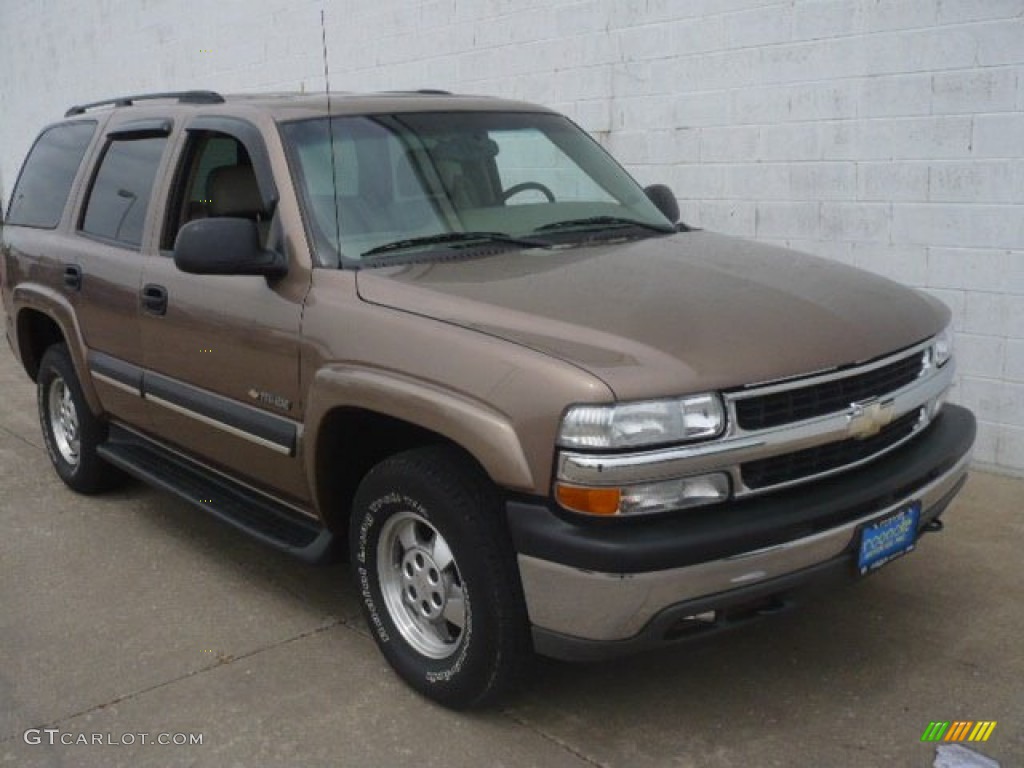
left=355, top=232, right=948, bottom=400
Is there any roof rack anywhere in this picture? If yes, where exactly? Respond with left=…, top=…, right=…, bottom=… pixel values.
left=381, top=89, right=454, bottom=96
left=65, top=90, right=225, bottom=117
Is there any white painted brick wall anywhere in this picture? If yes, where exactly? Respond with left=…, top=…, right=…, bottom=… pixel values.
left=1, top=0, right=1023, bottom=474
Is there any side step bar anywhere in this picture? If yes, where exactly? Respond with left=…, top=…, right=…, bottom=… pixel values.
left=98, top=425, right=335, bottom=563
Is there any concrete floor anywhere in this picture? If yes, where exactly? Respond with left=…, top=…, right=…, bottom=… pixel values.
left=0, top=339, right=1021, bottom=768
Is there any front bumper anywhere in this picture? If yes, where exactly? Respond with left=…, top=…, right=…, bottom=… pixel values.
left=508, top=405, right=975, bottom=661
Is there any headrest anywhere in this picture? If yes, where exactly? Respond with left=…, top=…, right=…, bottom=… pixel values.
left=207, top=165, right=263, bottom=217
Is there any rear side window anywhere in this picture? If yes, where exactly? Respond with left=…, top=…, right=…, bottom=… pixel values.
left=80, top=136, right=168, bottom=247
left=6, top=122, right=96, bottom=228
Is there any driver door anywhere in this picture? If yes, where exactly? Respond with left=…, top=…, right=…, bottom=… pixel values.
left=139, top=118, right=311, bottom=504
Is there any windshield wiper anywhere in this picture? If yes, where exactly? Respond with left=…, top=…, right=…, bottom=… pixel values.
left=533, top=216, right=675, bottom=234
left=361, top=231, right=550, bottom=259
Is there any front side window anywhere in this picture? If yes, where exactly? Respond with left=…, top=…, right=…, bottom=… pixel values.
left=6, top=121, right=96, bottom=229
left=162, top=131, right=269, bottom=249
left=80, top=136, right=167, bottom=247
left=281, top=111, right=672, bottom=266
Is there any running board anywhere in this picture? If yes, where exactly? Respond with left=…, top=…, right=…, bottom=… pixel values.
left=98, top=425, right=335, bottom=563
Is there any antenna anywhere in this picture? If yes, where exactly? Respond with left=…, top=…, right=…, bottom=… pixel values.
left=320, top=9, right=343, bottom=258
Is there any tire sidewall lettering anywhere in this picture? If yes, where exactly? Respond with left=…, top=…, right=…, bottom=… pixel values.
left=357, top=564, right=390, bottom=644
left=355, top=504, right=389, bottom=644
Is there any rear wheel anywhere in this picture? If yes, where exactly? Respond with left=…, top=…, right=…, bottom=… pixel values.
left=37, top=344, right=122, bottom=494
left=349, top=446, right=532, bottom=709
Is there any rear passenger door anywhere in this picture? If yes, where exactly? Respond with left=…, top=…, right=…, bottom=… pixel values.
left=139, top=119, right=310, bottom=504
left=73, top=116, right=174, bottom=429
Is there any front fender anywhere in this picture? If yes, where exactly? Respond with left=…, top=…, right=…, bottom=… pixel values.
left=304, top=365, right=535, bottom=493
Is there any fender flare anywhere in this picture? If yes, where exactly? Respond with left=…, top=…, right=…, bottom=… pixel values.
left=11, top=282, right=103, bottom=414
left=304, top=365, right=536, bottom=493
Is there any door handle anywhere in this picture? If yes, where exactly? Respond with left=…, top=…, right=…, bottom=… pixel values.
left=141, top=283, right=168, bottom=315
left=63, top=264, right=83, bottom=292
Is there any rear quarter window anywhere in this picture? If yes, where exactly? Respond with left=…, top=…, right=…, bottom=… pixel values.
left=6, top=121, right=96, bottom=228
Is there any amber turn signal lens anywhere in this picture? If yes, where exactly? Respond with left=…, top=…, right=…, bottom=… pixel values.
left=555, top=483, right=621, bottom=516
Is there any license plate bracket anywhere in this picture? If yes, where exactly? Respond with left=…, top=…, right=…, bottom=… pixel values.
left=857, top=502, right=921, bottom=575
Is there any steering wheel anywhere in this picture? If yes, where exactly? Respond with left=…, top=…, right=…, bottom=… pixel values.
left=501, top=182, right=556, bottom=203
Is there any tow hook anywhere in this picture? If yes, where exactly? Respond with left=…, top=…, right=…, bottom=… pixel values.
left=922, top=518, right=944, bottom=534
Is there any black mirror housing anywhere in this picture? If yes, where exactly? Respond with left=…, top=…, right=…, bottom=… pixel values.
left=644, top=184, right=680, bottom=224
left=173, top=218, right=286, bottom=278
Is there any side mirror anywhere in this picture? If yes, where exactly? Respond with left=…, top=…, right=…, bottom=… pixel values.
left=644, top=184, right=680, bottom=225
left=173, top=218, right=286, bottom=278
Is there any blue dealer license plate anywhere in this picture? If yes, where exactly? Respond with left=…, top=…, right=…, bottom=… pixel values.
left=857, top=503, right=921, bottom=575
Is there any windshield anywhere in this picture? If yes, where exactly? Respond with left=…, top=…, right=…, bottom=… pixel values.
left=280, top=111, right=673, bottom=265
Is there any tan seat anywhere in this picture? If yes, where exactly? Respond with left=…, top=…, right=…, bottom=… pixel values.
left=206, top=164, right=269, bottom=242
left=207, top=165, right=264, bottom=219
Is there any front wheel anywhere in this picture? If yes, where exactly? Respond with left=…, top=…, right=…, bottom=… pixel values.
left=349, top=446, right=532, bottom=709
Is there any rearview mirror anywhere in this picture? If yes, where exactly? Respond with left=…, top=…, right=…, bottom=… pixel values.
left=644, top=184, right=680, bottom=225
left=174, top=218, right=286, bottom=278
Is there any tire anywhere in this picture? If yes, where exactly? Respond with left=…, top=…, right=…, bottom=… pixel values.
left=37, top=343, right=122, bottom=494
left=349, top=445, right=532, bottom=709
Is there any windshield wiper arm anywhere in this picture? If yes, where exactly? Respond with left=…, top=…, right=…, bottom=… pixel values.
left=361, top=231, right=550, bottom=259
left=533, top=216, right=674, bottom=234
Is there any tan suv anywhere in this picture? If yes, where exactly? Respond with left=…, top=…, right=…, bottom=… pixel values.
left=1, top=90, right=975, bottom=708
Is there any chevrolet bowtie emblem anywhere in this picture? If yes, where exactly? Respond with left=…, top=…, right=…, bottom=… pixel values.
left=846, top=398, right=895, bottom=439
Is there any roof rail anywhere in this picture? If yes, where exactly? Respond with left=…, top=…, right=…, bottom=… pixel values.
left=381, top=89, right=454, bottom=96
left=65, top=90, right=225, bottom=117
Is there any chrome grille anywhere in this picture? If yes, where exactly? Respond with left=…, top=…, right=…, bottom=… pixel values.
left=734, top=351, right=926, bottom=431
left=741, top=408, right=924, bottom=489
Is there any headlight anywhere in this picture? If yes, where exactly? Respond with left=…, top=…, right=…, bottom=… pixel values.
left=557, top=394, right=725, bottom=450
left=933, top=324, right=954, bottom=367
